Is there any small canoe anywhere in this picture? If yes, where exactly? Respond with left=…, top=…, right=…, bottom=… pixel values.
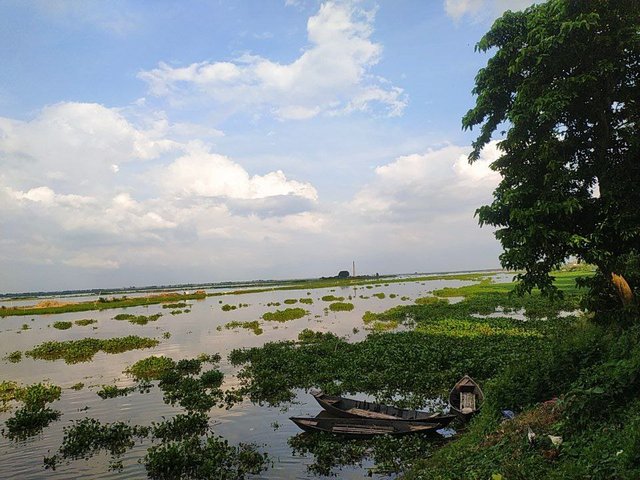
left=290, top=416, right=440, bottom=439
left=448, top=375, right=484, bottom=420
left=312, top=392, right=456, bottom=427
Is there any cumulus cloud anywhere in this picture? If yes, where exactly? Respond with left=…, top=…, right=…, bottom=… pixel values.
left=138, top=1, right=406, bottom=120
left=158, top=142, right=318, bottom=201
left=444, top=0, right=537, bottom=22
left=350, top=142, right=501, bottom=220
left=0, top=102, right=322, bottom=289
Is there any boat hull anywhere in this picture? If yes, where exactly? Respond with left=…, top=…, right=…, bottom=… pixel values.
left=312, top=392, right=456, bottom=427
left=290, top=416, right=440, bottom=439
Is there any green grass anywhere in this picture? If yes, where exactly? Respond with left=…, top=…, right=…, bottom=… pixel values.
left=26, top=336, right=160, bottom=364
left=262, top=308, right=307, bottom=322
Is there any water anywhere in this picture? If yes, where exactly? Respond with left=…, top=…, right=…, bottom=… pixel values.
left=0, top=276, right=485, bottom=479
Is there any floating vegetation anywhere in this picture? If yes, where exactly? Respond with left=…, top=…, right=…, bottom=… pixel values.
left=221, top=304, right=237, bottom=311
left=299, top=298, right=313, bottom=304
left=126, top=356, right=176, bottom=381
left=144, top=435, right=269, bottom=479
left=4, top=351, right=22, bottom=363
left=283, top=299, right=298, bottom=304
left=150, top=412, right=208, bottom=442
left=26, top=336, right=160, bottom=364
left=1, top=291, right=207, bottom=317
left=4, top=407, right=61, bottom=440
left=362, top=311, right=399, bottom=332
left=401, top=296, right=410, bottom=301
left=262, top=308, right=307, bottom=322
left=97, top=385, right=136, bottom=399
left=162, top=332, right=171, bottom=339
left=389, top=293, right=397, bottom=298
left=70, top=383, right=84, bottom=391
left=329, top=302, right=355, bottom=312
left=53, top=321, right=73, bottom=330
left=44, top=418, right=150, bottom=471
left=220, top=320, right=263, bottom=335
left=0, top=381, right=19, bottom=410
left=373, top=292, right=386, bottom=299
left=114, top=313, right=162, bottom=325
left=266, top=302, right=281, bottom=307
left=321, top=295, right=344, bottom=302
left=2, top=383, right=62, bottom=440
left=74, top=319, right=97, bottom=326
left=289, top=431, right=436, bottom=477
left=162, top=302, right=188, bottom=309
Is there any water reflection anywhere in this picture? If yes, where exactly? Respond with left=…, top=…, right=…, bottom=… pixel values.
left=0, top=276, right=490, bottom=479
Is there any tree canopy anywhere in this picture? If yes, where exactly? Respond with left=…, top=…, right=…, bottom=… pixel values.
left=464, top=0, right=640, bottom=321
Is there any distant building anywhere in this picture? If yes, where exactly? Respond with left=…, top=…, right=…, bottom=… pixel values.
left=337, top=270, right=350, bottom=278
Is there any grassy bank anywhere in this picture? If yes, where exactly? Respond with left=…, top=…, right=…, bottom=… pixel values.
left=227, top=270, right=615, bottom=476
left=0, top=291, right=206, bottom=317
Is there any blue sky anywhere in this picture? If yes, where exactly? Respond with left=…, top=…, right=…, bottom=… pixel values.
left=0, top=0, right=535, bottom=292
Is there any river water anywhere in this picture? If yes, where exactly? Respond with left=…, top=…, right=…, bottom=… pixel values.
left=0, top=275, right=487, bottom=479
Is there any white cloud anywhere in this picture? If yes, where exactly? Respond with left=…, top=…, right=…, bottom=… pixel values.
left=138, top=1, right=406, bottom=120
left=158, top=142, right=318, bottom=201
left=444, top=0, right=537, bottom=22
left=350, top=142, right=501, bottom=218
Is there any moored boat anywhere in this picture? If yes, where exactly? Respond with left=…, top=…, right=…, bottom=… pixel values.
left=448, top=375, right=484, bottom=420
left=290, top=416, right=440, bottom=439
left=312, top=391, right=456, bottom=427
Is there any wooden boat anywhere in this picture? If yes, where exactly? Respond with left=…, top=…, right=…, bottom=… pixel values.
left=289, top=416, right=440, bottom=439
left=312, top=392, right=456, bottom=427
left=448, top=375, right=484, bottom=420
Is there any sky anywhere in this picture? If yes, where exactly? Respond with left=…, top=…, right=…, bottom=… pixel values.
left=0, top=0, right=536, bottom=293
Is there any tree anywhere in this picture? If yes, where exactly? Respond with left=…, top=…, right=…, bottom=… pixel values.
left=464, top=0, right=640, bottom=323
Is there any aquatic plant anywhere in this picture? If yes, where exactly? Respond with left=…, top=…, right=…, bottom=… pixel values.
left=299, top=298, right=313, bottom=304
left=74, top=319, right=97, bottom=326
left=283, top=299, right=298, bottom=304
left=144, top=435, right=269, bottom=479
left=321, top=295, right=344, bottom=302
left=3, top=351, right=22, bottom=363
left=150, top=412, right=209, bottom=442
left=4, top=407, right=61, bottom=440
left=26, top=336, right=160, bottom=363
left=329, top=302, right=355, bottom=312
left=2, top=383, right=63, bottom=440
left=223, top=320, right=263, bottom=335
left=162, top=302, right=188, bottom=309
left=114, top=313, right=162, bottom=325
left=43, top=418, right=150, bottom=471
left=126, top=356, right=176, bottom=381
left=53, top=321, right=73, bottom=330
left=70, top=383, right=84, bottom=391
left=373, top=293, right=386, bottom=299
left=97, top=385, right=136, bottom=399
left=221, top=304, right=237, bottom=311
left=262, top=308, right=307, bottom=322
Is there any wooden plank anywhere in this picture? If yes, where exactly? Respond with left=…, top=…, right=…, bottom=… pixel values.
left=346, top=408, right=398, bottom=420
